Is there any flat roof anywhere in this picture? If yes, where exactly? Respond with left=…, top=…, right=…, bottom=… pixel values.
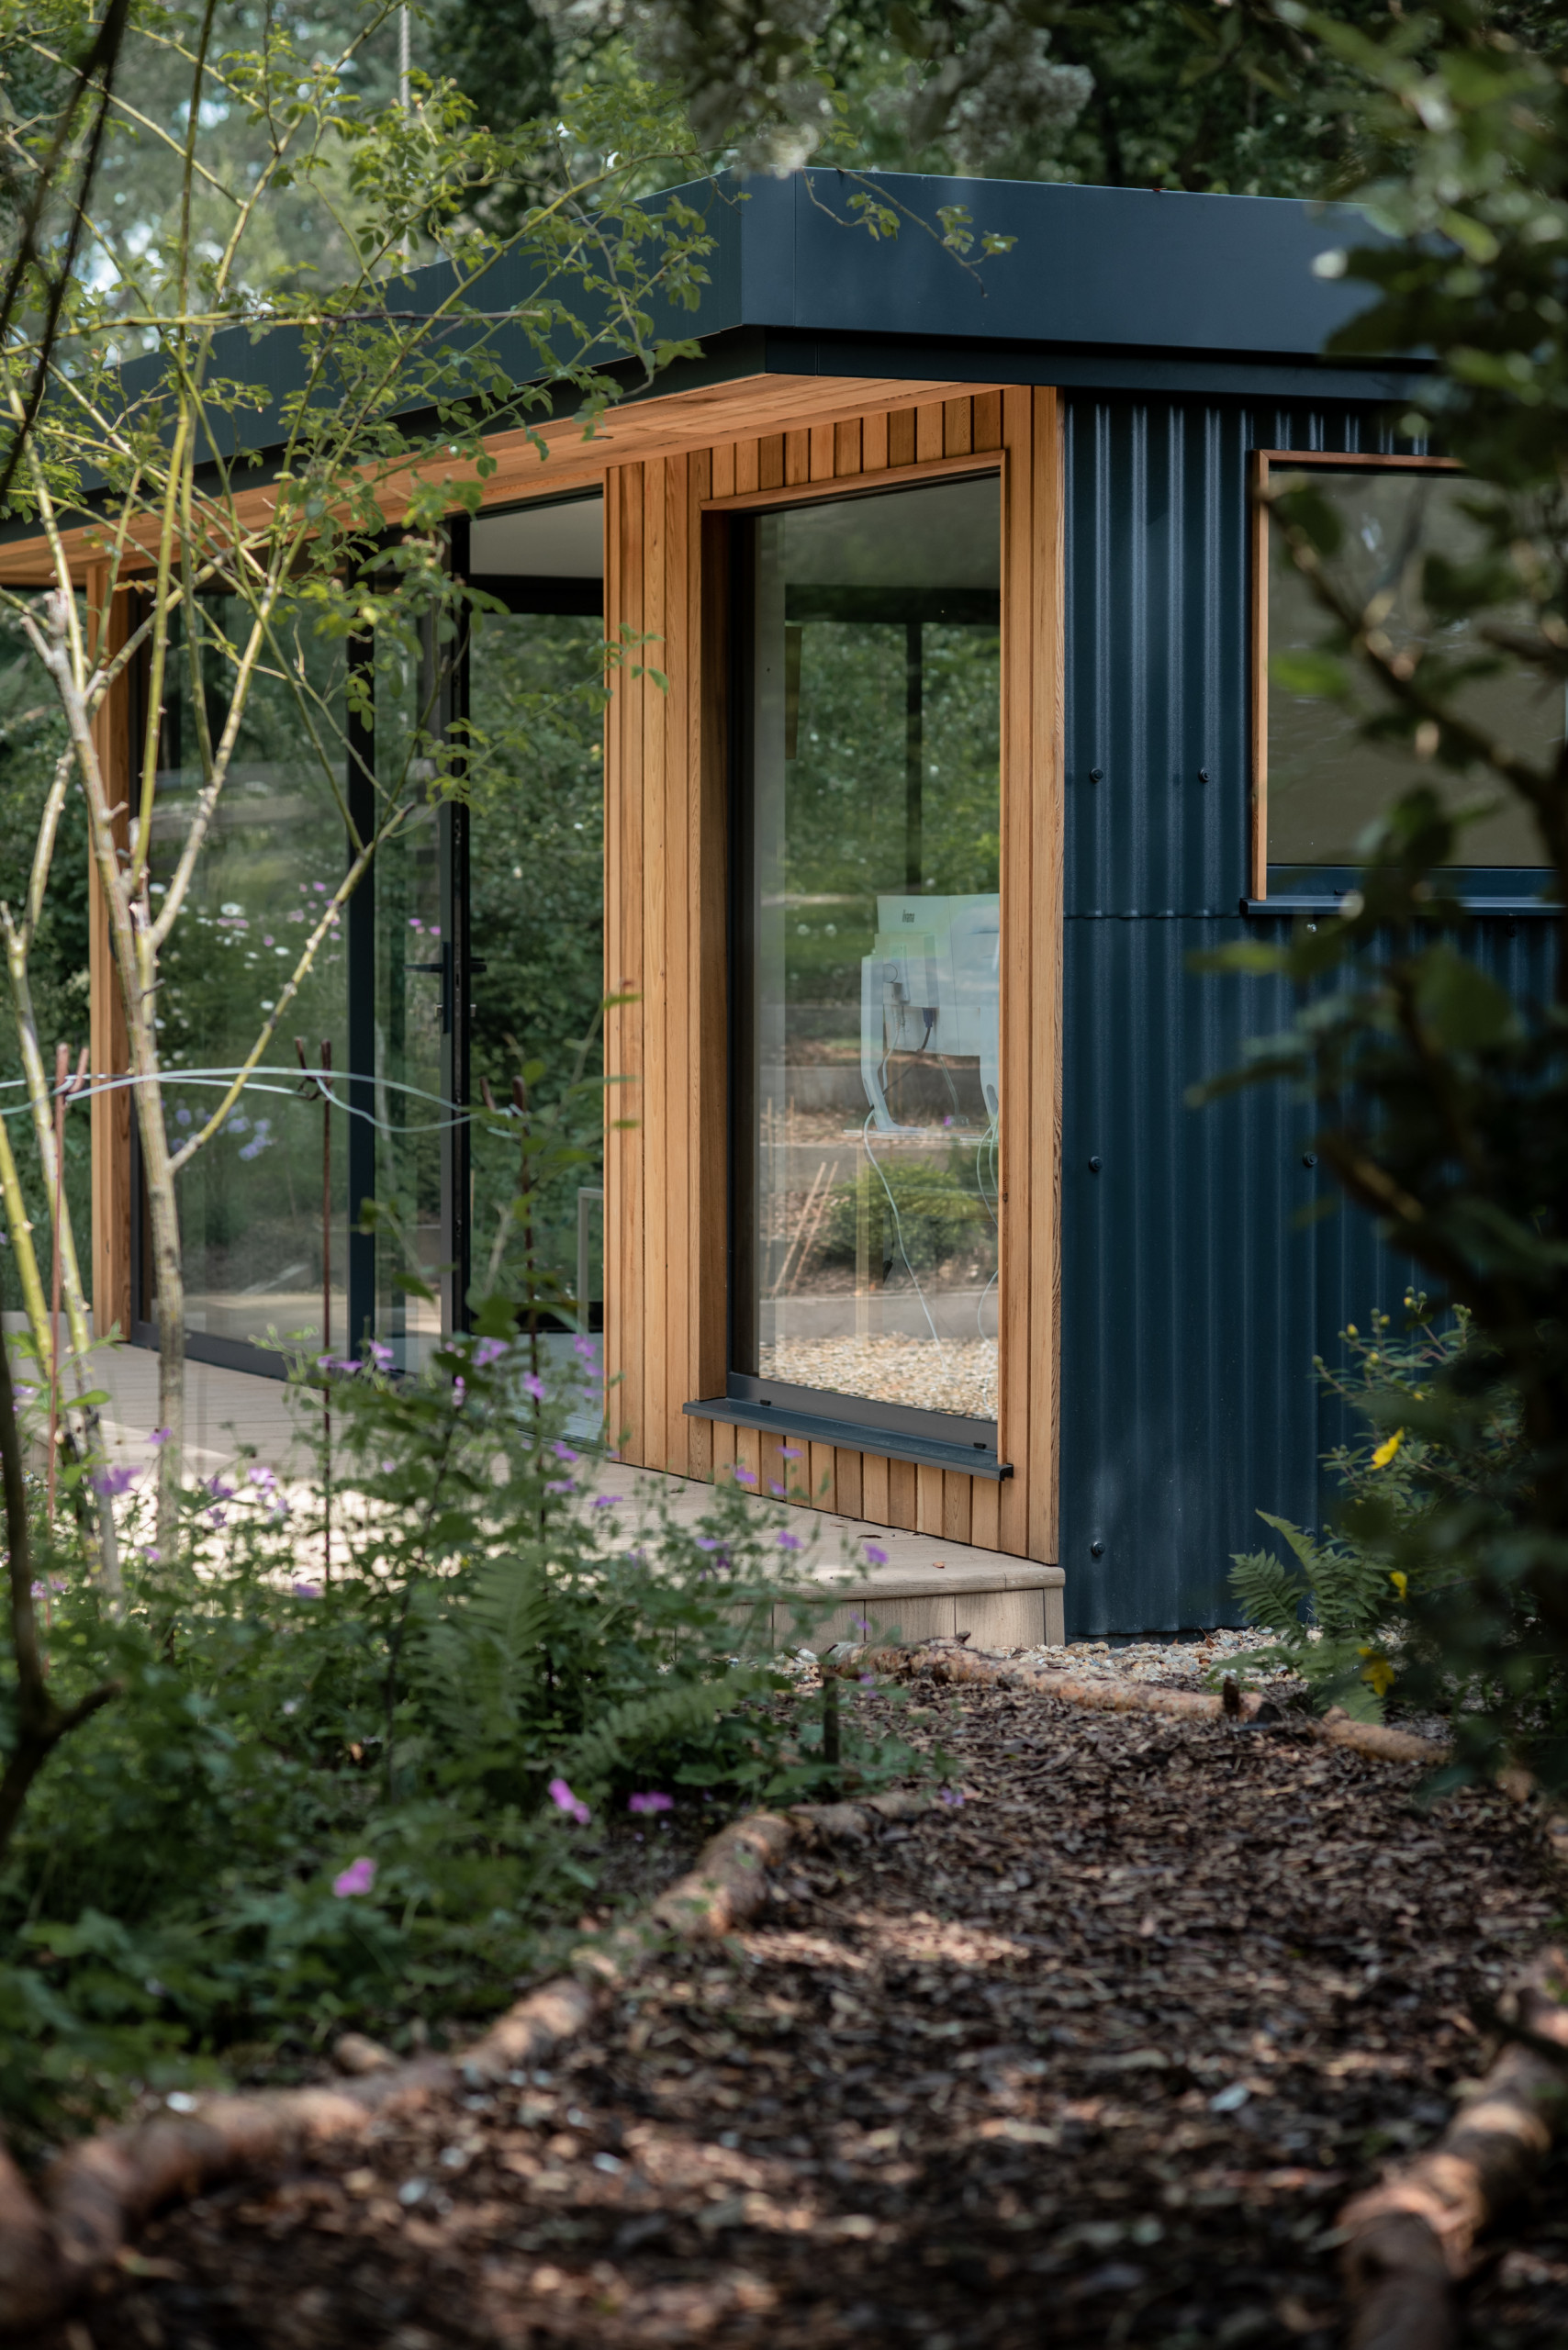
left=676, top=170, right=1385, bottom=365
left=0, top=169, right=1414, bottom=572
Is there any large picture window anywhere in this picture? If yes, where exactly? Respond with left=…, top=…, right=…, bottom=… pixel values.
left=1257, top=453, right=1563, bottom=888
left=732, top=472, right=1002, bottom=1453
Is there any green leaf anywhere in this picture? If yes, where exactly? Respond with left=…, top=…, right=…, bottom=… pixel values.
left=1270, top=648, right=1350, bottom=701
left=1413, top=946, right=1518, bottom=1052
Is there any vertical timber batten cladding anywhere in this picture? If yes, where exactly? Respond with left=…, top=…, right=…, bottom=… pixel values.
left=601, top=387, right=1066, bottom=1562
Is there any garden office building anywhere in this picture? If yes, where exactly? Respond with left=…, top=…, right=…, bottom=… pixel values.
left=1, top=171, right=1558, bottom=1639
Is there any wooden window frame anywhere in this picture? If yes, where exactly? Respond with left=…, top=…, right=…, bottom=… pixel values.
left=1249, top=447, right=1460, bottom=899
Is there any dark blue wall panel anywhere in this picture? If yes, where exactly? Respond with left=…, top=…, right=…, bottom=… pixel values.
left=1057, top=393, right=1555, bottom=1635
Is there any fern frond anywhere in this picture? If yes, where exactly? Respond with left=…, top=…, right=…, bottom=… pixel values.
left=557, top=1668, right=767, bottom=1791
left=1230, top=1541, right=1309, bottom=1642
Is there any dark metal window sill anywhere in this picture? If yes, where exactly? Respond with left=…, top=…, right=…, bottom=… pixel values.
left=1243, top=894, right=1560, bottom=919
left=683, top=1395, right=1013, bottom=1480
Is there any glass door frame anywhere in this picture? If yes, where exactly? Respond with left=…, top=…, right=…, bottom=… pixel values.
left=132, top=510, right=606, bottom=1378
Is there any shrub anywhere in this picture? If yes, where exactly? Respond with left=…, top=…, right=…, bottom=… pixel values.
left=822, top=1156, right=987, bottom=1273
left=1229, top=1299, right=1523, bottom=1721
left=0, top=1324, right=921, bottom=2143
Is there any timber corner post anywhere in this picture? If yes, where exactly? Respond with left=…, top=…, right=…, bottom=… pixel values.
left=599, top=386, right=1067, bottom=1583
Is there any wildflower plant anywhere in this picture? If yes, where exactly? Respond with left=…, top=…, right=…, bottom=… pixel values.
left=0, top=1057, right=924, bottom=2143
left=1229, top=1299, right=1527, bottom=1723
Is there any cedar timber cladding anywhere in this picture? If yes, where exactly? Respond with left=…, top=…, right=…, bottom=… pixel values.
left=602, top=386, right=1064, bottom=1565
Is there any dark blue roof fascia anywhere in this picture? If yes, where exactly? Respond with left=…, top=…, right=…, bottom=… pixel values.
left=697, top=169, right=1389, bottom=365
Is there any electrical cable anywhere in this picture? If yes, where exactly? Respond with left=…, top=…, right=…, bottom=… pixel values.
left=860, top=1109, right=946, bottom=1357
left=0, top=1065, right=481, bottom=1136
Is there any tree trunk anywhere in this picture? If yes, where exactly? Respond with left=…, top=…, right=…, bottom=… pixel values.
left=3, top=916, right=121, bottom=1594
left=135, top=1051, right=185, bottom=1546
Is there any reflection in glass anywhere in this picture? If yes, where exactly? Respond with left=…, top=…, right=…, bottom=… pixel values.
left=153, top=600, right=348, bottom=1355
left=466, top=610, right=606, bottom=1317
left=741, top=475, right=1002, bottom=1428
left=1269, top=467, right=1564, bottom=868
left=371, top=636, right=444, bottom=1371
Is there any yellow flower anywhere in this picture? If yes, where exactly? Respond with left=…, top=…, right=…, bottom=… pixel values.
left=1347, top=1324, right=1359, bottom=1337
left=1371, top=1428, right=1404, bottom=1470
left=1390, top=1571, right=1408, bottom=1601
left=1359, top=1650, right=1396, bottom=1697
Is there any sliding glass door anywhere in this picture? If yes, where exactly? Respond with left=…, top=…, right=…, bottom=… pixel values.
left=135, top=493, right=605, bottom=1375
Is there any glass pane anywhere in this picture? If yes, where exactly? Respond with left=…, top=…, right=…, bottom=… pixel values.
left=154, top=600, right=348, bottom=1355
left=467, top=610, right=606, bottom=1320
left=371, top=636, right=444, bottom=1373
left=1269, top=467, right=1563, bottom=867
left=743, top=475, right=1002, bottom=1427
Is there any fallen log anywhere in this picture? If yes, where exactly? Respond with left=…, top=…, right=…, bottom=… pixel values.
left=0, top=1792, right=924, bottom=2335
left=831, top=1639, right=1448, bottom=1766
left=1338, top=1947, right=1568, bottom=2350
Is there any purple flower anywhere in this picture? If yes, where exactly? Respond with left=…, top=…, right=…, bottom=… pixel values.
left=141, top=1545, right=161, bottom=1563
left=251, top=1464, right=278, bottom=1493
left=521, top=1372, right=544, bottom=1403
left=544, top=1479, right=575, bottom=1495
left=94, top=1464, right=137, bottom=1497
left=863, top=1541, right=888, bottom=1565
left=207, top=1507, right=228, bottom=1528
left=859, top=1673, right=877, bottom=1688
left=547, top=1776, right=590, bottom=1826
left=292, top=1580, right=321, bottom=1598
left=474, top=1337, right=508, bottom=1369
left=695, top=1536, right=722, bottom=1551
left=573, top=1335, right=598, bottom=1364
left=148, top=1427, right=171, bottom=1448
left=207, top=1477, right=235, bottom=1502
left=409, top=915, right=423, bottom=929
left=734, top=1465, right=756, bottom=1485
left=779, top=1446, right=803, bottom=1460
left=333, top=1857, right=376, bottom=1897
left=365, top=1338, right=393, bottom=1370
left=768, top=1481, right=784, bottom=1497
left=938, top=1788, right=965, bottom=1807
left=778, top=1531, right=801, bottom=1551
left=592, top=1495, right=616, bottom=1510
left=552, top=1440, right=578, bottom=1463
left=453, top=1375, right=465, bottom=1404
left=175, top=1106, right=192, bottom=1127
left=852, top=1614, right=869, bottom=1634
left=628, top=1792, right=674, bottom=1815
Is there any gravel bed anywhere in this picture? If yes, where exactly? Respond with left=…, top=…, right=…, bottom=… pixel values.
left=56, top=1675, right=1568, bottom=2350
left=758, top=1334, right=996, bottom=1420
left=1018, top=1629, right=1294, bottom=1689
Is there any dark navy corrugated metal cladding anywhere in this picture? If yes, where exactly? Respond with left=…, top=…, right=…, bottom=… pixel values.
left=1057, top=396, right=1554, bottom=1636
